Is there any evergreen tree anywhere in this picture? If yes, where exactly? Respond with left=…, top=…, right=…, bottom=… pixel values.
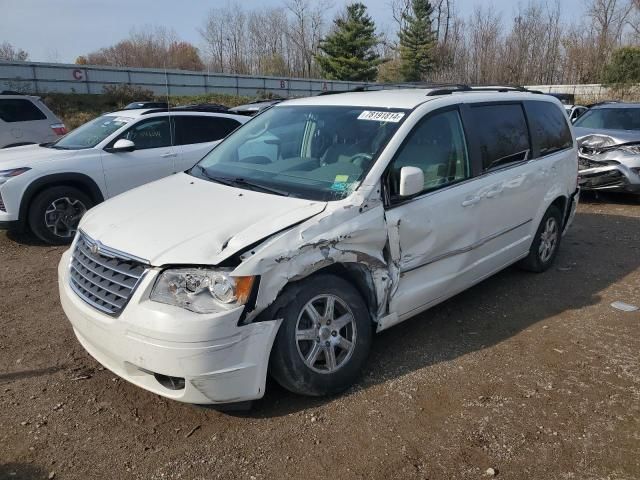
left=602, top=47, right=640, bottom=86
left=398, top=0, right=437, bottom=82
left=316, top=3, right=382, bottom=82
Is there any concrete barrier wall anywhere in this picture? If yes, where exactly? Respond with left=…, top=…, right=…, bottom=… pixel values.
left=0, top=60, right=412, bottom=97
left=0, top=61, right=622, bottom=100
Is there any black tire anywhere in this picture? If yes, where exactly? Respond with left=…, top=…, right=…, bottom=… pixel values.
left=269, top=274, right=372, bottom=397
left=518, top=205, right=562, bottom=273
left=27, top=186, right=92, bottom=245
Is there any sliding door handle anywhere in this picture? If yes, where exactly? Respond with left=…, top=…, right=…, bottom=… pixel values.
left=462, top=195, right=481, bottom=207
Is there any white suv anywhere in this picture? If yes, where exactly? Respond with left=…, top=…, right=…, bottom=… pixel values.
left=58, top=87, right=579, bottom=405
left=0, top=108, right=247, bottom=243
left=0, top=93, right=67, bottom=148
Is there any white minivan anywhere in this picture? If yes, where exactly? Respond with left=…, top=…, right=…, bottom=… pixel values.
left=58, top=87, right=579, bottom=405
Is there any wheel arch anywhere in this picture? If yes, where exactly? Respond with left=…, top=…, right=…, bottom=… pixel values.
left=19, top=173, right=105, bottom=228
left=249, top=262, right=381, bottom=327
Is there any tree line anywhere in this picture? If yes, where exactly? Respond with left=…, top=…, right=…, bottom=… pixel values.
left=2, top=0, right=639, bottom=86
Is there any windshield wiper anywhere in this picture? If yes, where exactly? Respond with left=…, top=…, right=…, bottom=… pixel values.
left=193, top=166, right=289, bottom=197
left=228, top=177, right=290, bottom=197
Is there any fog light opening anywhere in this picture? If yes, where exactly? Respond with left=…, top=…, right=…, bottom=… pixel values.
left=154, top=373, right=185, bottom=390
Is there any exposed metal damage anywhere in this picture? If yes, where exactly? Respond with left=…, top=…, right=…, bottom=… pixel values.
left=578, top=134, right=640, bottom=193
left=234, top=186, right=398, bottom=327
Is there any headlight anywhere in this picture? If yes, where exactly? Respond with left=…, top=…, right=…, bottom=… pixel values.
left=150, top=268, right=255, bottom=314
left=0, top=167, right=31, bottom=179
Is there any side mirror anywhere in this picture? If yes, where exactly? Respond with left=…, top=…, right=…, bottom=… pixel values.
left=107, top=139, right=135, bottom=153
left=399, top=166, right=424, bottom=197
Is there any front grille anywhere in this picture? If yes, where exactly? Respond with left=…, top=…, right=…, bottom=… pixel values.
left=0, top=191, right=5, bottom=212
left=69, top=233, right=147, bottom=315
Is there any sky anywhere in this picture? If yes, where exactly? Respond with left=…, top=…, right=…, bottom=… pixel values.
left=1, top=0, right=586, bottom=63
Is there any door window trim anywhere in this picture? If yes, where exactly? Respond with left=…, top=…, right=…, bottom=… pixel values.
left=383, top=105, right=473, bottom=208
left=105, top=115, right=174, bottom=150
left=461, top=100, right=534, bottom=171
left=522, top=100, right=574, bottom=159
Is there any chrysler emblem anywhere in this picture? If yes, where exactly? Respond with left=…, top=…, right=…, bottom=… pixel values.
left=90, top=243, right=100, bottom=255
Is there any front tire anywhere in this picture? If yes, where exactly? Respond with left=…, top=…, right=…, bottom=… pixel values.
left=27, top=186, right=92, bottom=245
left=518, top=205, right=562, bottom=272
left=269, top=274, right=372, bottom=397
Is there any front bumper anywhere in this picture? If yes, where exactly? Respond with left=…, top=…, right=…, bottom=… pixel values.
left=58, top=250, right=281, bottom=404
left=578, top=158, right=640, bottom=193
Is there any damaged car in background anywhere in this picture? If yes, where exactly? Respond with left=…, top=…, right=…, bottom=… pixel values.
left=58, top=87, right=579, bottom=405
left=574, top=103, right=640, bottom=194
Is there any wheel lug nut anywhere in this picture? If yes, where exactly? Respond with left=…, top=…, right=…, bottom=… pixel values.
left=316, top=337, right=320, bottom=342
left=325, top=341, right=330, bottom=347
left=316, top=323, right=321, bottom=329
left=331, top=331, right=337, bottom=337
left=326, top=320, right=331, bottom=325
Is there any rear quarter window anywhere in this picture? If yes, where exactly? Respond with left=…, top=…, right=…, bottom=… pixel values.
left=174, top=116, right=241, bottom=145
left=469, top=103, right=531, bottom=171
left=525, top=101, right=573, bottom=156
left=0, top=99, right=47, bottom=122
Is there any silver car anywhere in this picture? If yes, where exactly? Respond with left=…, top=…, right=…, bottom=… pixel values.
left=0, top=93, right=66, bottom=148
left=574, top=103, right=640, bottom=194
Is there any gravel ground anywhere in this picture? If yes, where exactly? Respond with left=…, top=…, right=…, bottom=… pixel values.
left=1, top=194, right=639, bottom=480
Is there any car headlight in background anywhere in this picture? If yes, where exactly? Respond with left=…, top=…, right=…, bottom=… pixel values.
left=150, top=268, right=255, bottom=313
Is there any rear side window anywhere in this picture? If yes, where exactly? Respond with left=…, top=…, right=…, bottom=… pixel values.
left=174, top=116, right=241, bottom=145
left=470, top=104, right=530, bottom=171
left=0, top=99, right=47, bottom=122
left=526, top=101, right=573, bottom=156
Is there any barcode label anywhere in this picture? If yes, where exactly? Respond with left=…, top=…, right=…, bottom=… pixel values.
left=357, top=111, right=405, bottom=122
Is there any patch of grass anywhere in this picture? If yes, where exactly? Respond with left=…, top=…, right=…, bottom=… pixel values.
left=41, top=91, right=253, bottom=130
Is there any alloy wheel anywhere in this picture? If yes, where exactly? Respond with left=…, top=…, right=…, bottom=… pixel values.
left=295, top=294, right=357, bottom=374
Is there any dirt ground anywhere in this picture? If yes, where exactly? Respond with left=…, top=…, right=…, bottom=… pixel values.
left=1, top=194, right=639, bottom=480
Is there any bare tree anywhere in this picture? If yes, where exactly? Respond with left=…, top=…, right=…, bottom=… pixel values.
left=0, top=42, right=29, bottom=61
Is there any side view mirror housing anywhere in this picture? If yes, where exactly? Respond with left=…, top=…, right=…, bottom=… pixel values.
left=106, top=139, right=136, bottom=153
left=399, top=166, right=424, bottom=197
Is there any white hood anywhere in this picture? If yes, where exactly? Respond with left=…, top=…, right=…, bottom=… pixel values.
left=0, top=144, right=80, bottom=169
left=80, top=173, right=327, bottom=266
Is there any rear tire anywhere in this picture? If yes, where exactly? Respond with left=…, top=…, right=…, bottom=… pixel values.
left=269, top=274, right=372, bottom=397
left=518, top=205, right=562, bottom=273
left=27, top=186, right=92, bottom=245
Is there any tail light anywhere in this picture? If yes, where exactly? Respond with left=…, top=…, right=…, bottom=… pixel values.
left=51, top=123, right=68, bottom=136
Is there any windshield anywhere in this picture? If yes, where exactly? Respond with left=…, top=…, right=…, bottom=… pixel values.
left=191, top=105, right=407, bottom=201
left=52, top=115, right=132, bottom=149
left=574, top=108, right=640, bottom=131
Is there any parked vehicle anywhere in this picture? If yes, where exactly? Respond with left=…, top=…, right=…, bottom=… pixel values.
left=123, top=101, right=169, bottom=110
left=574, top=102, right=640, bottom=194
left=0, top=92, right=67, bottom=148
left=58, top=87, right=579, bottom=405
left=0, top=108, right=247, bottom=243
left=229, top=98, right=284, bottom=116
left=565, top=105, right=588, bottom=123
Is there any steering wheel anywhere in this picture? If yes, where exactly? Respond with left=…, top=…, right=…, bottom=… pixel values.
left=349, top=153, right=373, bottom=168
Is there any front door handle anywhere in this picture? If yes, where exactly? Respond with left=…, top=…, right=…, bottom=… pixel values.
left=462, top=195, right=481, bottom=207
left=161, top=152, right=177, bottom=158
left=486, top=186, right=503, bottom=198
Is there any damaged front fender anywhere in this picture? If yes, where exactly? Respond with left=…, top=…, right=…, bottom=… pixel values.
left=233, top=190, right=396, bottom=324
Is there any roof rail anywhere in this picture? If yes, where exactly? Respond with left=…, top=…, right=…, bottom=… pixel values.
left=426, top=85, right=544, bottom=96
left=141, top=103, right=230, bottom=115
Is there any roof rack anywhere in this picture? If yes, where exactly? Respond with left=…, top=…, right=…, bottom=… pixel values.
left=426, top=85, right=544, bottom=96
left=141, top=103, right=230, bottom=115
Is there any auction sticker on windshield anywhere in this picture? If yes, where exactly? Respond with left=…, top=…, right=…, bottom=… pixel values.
left=358, top=111, right=405, bottom=122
